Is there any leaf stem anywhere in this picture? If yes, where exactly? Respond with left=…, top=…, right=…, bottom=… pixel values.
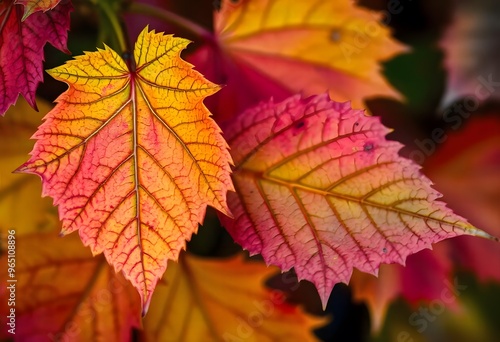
left=99, top=0, right=128, bottom=54
left=126, top=2, right=215, bottom=43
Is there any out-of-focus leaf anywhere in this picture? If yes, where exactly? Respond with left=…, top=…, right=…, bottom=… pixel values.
left=351, top=242, right=454, bottom=332
left=0, top=98, right=58, bottom=235
left=189, top=0, right=406, bottom=121
left=220, top=93, right=494, bottom=309
left=142, top=253, right=326, bottom=341
left=16, top=27, right=234, bottom=313
left=0, top=0, right=71, bottom=115
left=425, top=114, right=500, bottom=282
left=440, top=0, right=500, bottom=106
left=0, top=232, right=141, bottom=341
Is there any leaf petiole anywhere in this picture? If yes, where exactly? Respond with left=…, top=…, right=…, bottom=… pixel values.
left=98, top=0, right=128, bottom=54
left=126, top=2, right=215, bottom=43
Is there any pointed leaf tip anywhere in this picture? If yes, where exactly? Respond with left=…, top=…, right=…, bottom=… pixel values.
left=220, top=94, right=491, bottom=308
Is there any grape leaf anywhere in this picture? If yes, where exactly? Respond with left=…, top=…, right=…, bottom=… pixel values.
left=15, top=0, right=62, bottom=20
left=0, top=232, right=141, bottom=341
left=142, top=253, right=326, bottom=341
left=16, top=27, right=234, bottom=313
left=0, top=98, right=59, bottom=235
left=0, top=0, right=71, bottom=115
left=220, top=94, right=495, bottom=308
left=189, top=0, right=406, bottom=121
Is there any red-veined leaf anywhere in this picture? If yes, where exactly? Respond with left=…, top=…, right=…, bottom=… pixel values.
left=16, top=27, right=234, bottom=313
left=220, top=94, right=495, bottom=308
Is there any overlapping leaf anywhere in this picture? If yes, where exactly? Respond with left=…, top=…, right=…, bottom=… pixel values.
left=17, top=27, right=234, bottom=313
left=15, top=0, right=62, bottom=20
left=0, top=233, right=141, bottom=341
left=0, top=98, right=58, bottom=235
left=189, top=0, right=406, bottom=120
left=142, top=253, right=325, bottom=341
left=220, top=94, right=494, bottom=308
left=0, top=0, right=71, bottom=115
left=425, top=114, right=500, bottom=282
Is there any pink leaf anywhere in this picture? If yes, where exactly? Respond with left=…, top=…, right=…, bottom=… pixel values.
left=220, top=94, right=495, bottom=308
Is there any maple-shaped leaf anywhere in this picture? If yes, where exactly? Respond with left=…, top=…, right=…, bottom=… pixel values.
left=142, top=253, right=326, bottom=341
left=16, top=27, right=234, bottom=313
left=0, top=98, right=59, bottom=235
left=220, top=94, right=495, bottom=308
left=0, top=0, right=71, bottom=115
left=189, top=0, right=406, bottom=121
left=0, top=232, right=141, bottom=341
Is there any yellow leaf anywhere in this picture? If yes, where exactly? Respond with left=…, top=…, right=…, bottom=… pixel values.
left=17, top=27, right=234, bottom=312
left=0, top=98, right=58, bottom=235
left=215, top=0, right=406, bottom=107
left=143, top=253, right=326, bottom=341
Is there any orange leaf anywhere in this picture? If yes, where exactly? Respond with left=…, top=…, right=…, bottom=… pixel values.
left=220, top=94, right=495, bottom=309
left=190, top=0, right=406, bottom=121
left=142, top=253, right=326, bottom=341
left=0, top=232, right=141, bottom=341
left=0, top=98, right=58, bottom=235
left=17, top=27, right=234, bottom=313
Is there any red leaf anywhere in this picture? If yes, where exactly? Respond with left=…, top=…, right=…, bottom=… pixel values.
left=0, top=0, right=71, bottom=115
left=425, top=114, right=500, bottom=282
left=220, top=94, right=495, bottom=308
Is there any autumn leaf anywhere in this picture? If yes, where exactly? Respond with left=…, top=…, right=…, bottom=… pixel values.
left=440, top=0, right=500, bottom=106
left=0, top=98, right=58, bottom=235
left=352, top=114, right=500, bottom=331
left=424, top=114, right=500, bottom=282
left=15, top=0, right=62, bottom=20
left=220, top=94, right=495, bottom=309
left=0, top=232, right=141, bottom=341
left=142, top=253, right=325, bottom=341
left=0, top=0, right=71, bottom=115
left=189, top=0, right=406, bottom=121
left=16, top=27, right=234, bottom=313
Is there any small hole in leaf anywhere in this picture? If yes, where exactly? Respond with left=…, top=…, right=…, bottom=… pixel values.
left=295, top=121, right=305, bottom=129
left=363, top=142, right=374, bottom=152
left=330, top=29, right=341, bottom=42
left=382, top=247, right=387, bottom=254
